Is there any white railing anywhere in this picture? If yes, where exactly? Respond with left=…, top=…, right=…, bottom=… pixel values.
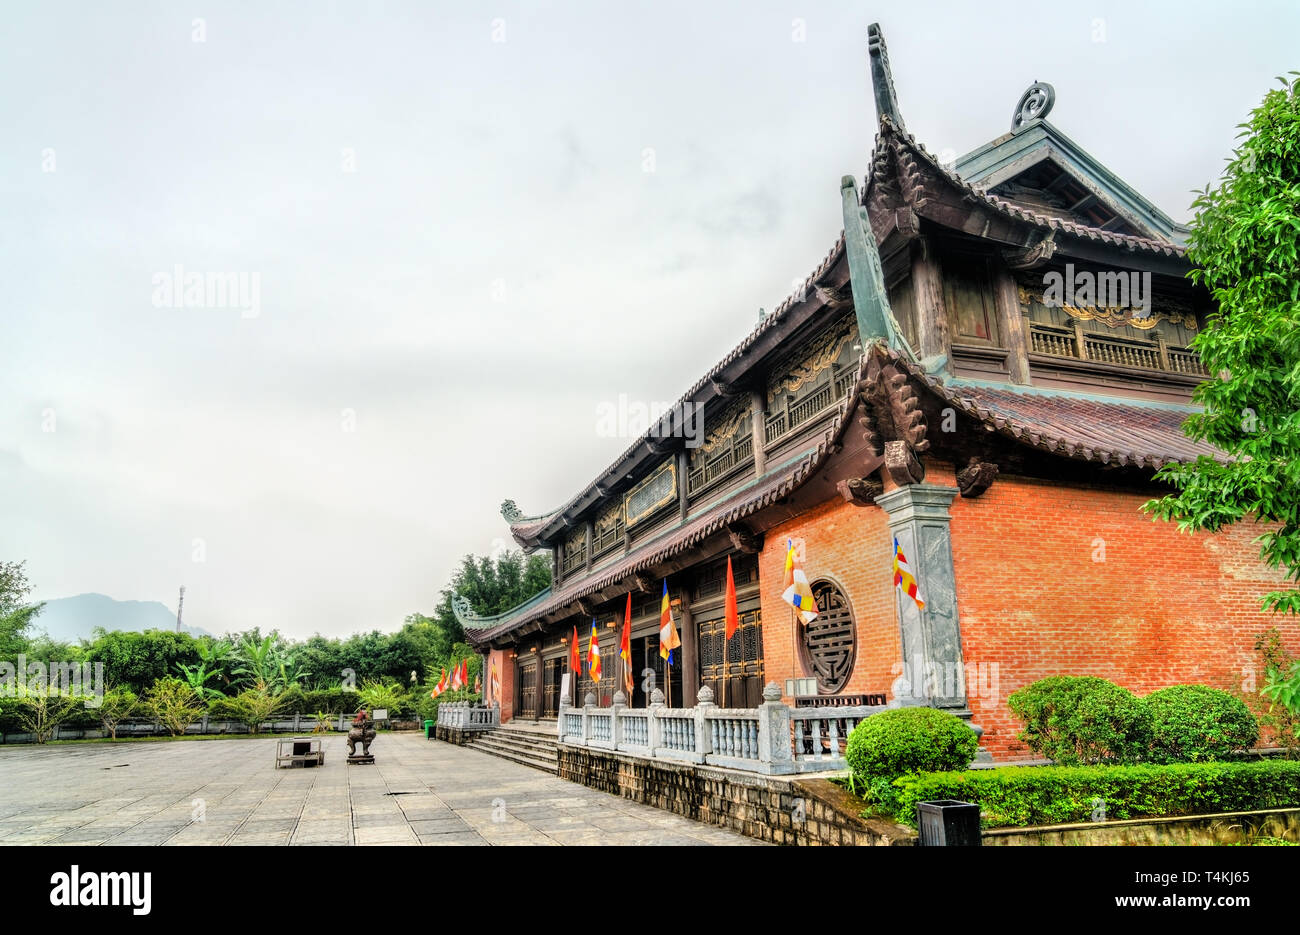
left=557, top=682, right=887, bottom=775
left=436, top=701, right=500, bottom=731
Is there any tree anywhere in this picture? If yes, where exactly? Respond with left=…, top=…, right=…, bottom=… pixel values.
left=0, top=560, right=43, bottom=660
left=222, top=688, right=289, bottom=734
left=144, top=676, right=205, bottom=736
left=81, top=629, right=201, bottom=695
left=96, top=687, right=138, bottom=740
left=426, top=549, right=551, bottom=671
left=7, top=682, right=90, bottom=743
left=1144, top=75, right=1300, bottom=616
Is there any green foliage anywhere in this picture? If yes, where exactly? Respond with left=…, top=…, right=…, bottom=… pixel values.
left=218, top=689, right=289, bottom=733
left=844, top=707, right=978, bottom=787
left=5, top=682, right=91, bottom=743
left=310, top=710, right=332, bottom=733
left=96, top=687, right=138, bottom=739
left=1007, top=676, right=1151, bottom=765
left=0, top=559, right=44, bottom=660
left=357, top=679, right=409, bottom=716
left=82, top=629, right=201, bottom=695
left=886, top=760, right=1300, bottom=828
left=1143, top=75, right=1300, bottom=616
left=426, top=550, right=551, bottom=672
left=144, top=676, right=205, bottom=736
left=1145, top=684, right=1259, bottom=763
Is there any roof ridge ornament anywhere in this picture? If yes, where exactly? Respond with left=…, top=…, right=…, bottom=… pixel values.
left=867, top=23, right=906, bottom=132
left=1012, top=81, right=1055, bottom=131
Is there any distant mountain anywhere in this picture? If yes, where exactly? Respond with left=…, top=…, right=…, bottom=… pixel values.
left=31, top=593, right=213, bottom=644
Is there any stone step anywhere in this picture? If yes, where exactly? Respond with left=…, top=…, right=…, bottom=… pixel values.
left=466, top=736, right=558, bottom=775
left=490, top=732, right=559, bottom=753
left=472, top=734, right=558, bottom=759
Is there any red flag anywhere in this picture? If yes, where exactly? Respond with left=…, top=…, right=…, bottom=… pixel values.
left=620, top=592, right=633, bottom=696
left=570, top=624, right=581, bottom=673
left=724, top=555, right=740, bottom=640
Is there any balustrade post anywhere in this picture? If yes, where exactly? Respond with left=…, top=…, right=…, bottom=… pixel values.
left=558, top=696, right=570, bottom=740
left=756, top=682, right=794, bottom=773
left=611, top=690, right=627, bottom=751
left=648, top=687, right=665, bottom=756
left=694, top=684, right=715, bottom=760
left=581, top=692, right=596, bottom=746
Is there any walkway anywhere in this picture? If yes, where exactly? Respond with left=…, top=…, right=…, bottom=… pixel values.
left=0, top=733, right=758, bottom=845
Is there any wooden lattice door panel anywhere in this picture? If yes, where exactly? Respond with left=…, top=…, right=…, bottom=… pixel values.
left=542, top=658, right=562, bottom=718
left=698, top=608, right=764, bottom=707
left=799, top=581, right=856, bottom=694
left=518, top=661, right=539, bottom=719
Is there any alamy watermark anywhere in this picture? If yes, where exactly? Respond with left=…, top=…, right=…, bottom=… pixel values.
left=151, top=265, right=261, bottom=319
left=595, top=394, right=705, bottom=448
left=890, top=655, right=1000, bottom=702
left=1042, top=263, right=1151, bottom=317
left=0, top=656, right=105, bottom=707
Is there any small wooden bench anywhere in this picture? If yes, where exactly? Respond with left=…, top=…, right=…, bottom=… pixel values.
left=276, top=737, right=325, bottom=768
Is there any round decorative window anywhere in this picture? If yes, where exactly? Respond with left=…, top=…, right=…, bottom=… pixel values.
left=798, top=580, right=857, bottom=694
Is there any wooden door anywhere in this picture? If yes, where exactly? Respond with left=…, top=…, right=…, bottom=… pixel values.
left=542, top=658, right=562, bottom=717
left=518, top=660, right=538, bottom=720
left=698, top=608, right=765, bottom=707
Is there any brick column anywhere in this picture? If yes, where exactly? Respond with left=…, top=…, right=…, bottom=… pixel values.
left=874, top=483, right=970, bottom=714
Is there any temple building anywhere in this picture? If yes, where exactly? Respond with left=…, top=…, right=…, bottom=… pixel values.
left=456, top=25, right=1292, bottom=759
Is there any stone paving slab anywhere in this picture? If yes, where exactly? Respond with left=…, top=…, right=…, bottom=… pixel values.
left=0, top=734, right=759, bottom=846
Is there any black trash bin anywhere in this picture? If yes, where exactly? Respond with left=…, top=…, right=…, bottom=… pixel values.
left=917, top=800, right=981, bottom=846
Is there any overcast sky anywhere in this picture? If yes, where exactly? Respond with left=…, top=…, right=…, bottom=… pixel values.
left=2, top=1, right=1294, bottom=639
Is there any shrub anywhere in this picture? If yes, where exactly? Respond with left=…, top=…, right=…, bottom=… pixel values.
left=144, top=676, right=205, bottom=736
left=886, top=760, right=1300, bottom=828
left=1007, top=676, right=1151, bottom=765
left=1145, top=685, right=1258, bottom=763
left=845, top=707, right=978, bottom=791
left=220, top=689, right=289, bottom=733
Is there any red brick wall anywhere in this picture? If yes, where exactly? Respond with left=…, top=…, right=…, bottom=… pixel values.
left=760, top=500, right=901, bottom=706
left=757, top=463, right=1298, bottom=760
left=487, top=648, right=515, bottom=723
left=944, top=464, right=1296, bottom=758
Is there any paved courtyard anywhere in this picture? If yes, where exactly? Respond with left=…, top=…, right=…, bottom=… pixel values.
left=0, top=733, right=757, bottom=845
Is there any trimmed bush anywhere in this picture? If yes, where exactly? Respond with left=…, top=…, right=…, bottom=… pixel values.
left=886, top=759, right=1300, bottom=828
left=1145, top=685, right=1258, bottom=763
left=1007, top=676, right=1150, bottom=765
left=845, top=707, right=978, bottom=787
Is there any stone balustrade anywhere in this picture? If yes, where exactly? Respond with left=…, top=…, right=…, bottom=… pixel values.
left=435, top=701, right=500, bottom=731
left=557, top=681, right=887, bottom=775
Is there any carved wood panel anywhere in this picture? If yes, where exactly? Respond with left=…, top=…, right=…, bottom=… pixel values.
left=798, top=581, right=857, bottom=694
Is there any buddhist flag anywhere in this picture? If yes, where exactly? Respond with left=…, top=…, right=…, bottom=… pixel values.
left=451, top=659, right=464, bottom=690
left=724, top=555, right=740, bottom=640
left=490, top=656, right=501, bottom=701
left=588, top=619, right=602, bottom=683
left=474, top=672, right=481, bottom=694
left=781, top=539, right=819, bottom=624
left=893, top=536, right=925, bottom=610
left=659, top=580, right=681, bottom=665
left=620, top=592, right=634, bottom=696
left=570, top=624, right=581, bottom=673
left=433, top=667, right=448, bottom=697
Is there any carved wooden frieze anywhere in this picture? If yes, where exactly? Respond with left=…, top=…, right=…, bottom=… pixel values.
left=725, top=524, right=764, bottom=554
left=956, top=457, right=999, bottom=498
left=766, top=313, right=859, bottom=405
left=885, top=439, right=925, bottom=485
left=632, top=572, right=655, bottom=593
left=690, top=398, right=752, bottom=465
left=624, top=459, right=677, bottom=527
left=837, top=475, right=883, bottom=506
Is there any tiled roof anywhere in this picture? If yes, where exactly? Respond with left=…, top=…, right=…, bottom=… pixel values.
left=474, top=444, right=830, bottom=645
left=507, top=233, right=847, bottom=547
left=868, top=117, right=1188, bottom=260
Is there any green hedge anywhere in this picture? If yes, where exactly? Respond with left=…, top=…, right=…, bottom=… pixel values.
left=884, top=760, right=1300, bottom=828
left=1007, top=675, right=1151, bottom=765
left=845, top=707, right=977, bottom=782
left=1145, top=685, right=1258, bottom=763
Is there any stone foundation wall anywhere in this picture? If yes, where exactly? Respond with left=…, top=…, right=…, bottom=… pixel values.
left=558, top=744, right=914, bottom=846
left=985, top=807, right=1300, bottom=846
left=434, top=726, right=471, bottom=745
